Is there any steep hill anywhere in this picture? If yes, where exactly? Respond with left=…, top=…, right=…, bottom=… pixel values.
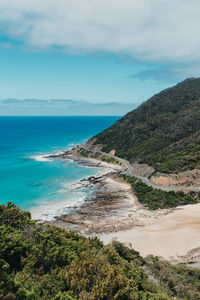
left=1, top=203, right=200, bottom=299
left=90, top=78, right=200, bottom=173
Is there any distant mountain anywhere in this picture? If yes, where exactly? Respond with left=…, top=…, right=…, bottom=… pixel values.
left=0, top=98, right=137, bottom=116
left=90, top=78, right=200, bottom=173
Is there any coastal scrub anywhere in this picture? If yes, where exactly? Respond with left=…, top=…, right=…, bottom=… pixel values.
left=120, top=174, right=199, bottom=210
left=1, top=203, right=200, bottom=299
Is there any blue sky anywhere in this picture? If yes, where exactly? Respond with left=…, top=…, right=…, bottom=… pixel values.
left=0, top=47, right=170, bottom=102
left=0, top=0, right=199, bottom=115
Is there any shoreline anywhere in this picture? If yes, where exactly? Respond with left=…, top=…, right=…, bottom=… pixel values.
left=54, top=172, right=171, bottom=234
left=99, top=203, right=200, bottom=262
left=46, top=149, right=200, bottom=262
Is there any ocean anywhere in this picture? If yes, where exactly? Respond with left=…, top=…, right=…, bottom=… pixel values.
left=0, top=116, right=119, bottom=220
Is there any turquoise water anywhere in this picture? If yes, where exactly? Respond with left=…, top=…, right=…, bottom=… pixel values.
left=0, top=116, right=119, bottom=219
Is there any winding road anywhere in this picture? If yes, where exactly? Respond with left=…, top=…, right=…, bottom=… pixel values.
left=81, top=145, right=200, bottom=192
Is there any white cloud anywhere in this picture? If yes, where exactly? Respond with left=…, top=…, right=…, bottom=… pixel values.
left=0, top=0, right=200, bottom=62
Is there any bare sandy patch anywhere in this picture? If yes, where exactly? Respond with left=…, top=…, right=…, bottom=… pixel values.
left=99, top=203, right=200, bottom=261
left=131, top=162, right=155, bottom=177
left=151, top=169, right=200, bottom=187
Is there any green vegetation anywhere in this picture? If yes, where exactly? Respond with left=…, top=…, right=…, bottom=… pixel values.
left=145, top=256, right=200, bottom=299
left=120, top=174, right=199, bottom=210
left=90, top=78, right=200, bottom=173
left=77, top=147, right=122, bottom=165
left=0, top=203, right=166, bottom=299
left=1, top=203, right=200, bottom=299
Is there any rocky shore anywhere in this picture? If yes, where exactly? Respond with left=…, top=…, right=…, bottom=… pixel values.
left=46, top=148, right=123, bottom=170
left=47, top=149, right=170, bottom=235
left=54, top=170, right=170, bottom=234
left=46, top=149, right=200, bottom=262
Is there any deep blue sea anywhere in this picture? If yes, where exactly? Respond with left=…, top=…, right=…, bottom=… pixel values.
left=0, top=116, right=119, bottom=220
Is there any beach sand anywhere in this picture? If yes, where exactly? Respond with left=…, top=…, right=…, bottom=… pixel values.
left=50, top=150, right=200, bottom=262
left=99, top=203, right=200, bottom=261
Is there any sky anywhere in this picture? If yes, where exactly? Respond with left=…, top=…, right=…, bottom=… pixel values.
left=0, top=0, right=200, bottom=115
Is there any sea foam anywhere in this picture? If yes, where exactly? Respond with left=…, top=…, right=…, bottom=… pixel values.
left=30, top=155, right=53, bottom=162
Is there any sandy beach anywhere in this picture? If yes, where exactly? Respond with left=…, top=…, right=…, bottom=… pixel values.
left=99, top=203, right=200, bottom=261
left=49, top=150, right=200, bottom=262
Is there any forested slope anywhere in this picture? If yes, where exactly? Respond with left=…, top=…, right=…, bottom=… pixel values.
left=0, top=203, right=166, bottom=299
left=1, top=203, right=200, bottom=299
left=91, top=78, right=200, bottom=173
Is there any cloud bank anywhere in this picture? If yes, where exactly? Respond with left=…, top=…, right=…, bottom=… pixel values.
left=132, top=63, right=200, bottom=82
left=0, top=99, right=137, bottom=116
left=0, top=0, right=200, bottom=63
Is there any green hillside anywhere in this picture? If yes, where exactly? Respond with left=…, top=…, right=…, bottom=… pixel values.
left=0, top=203, right=164, bottom=299
left=1, top=203, right=200, bottom=299
left=91, top=78, right=200, bottom=173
